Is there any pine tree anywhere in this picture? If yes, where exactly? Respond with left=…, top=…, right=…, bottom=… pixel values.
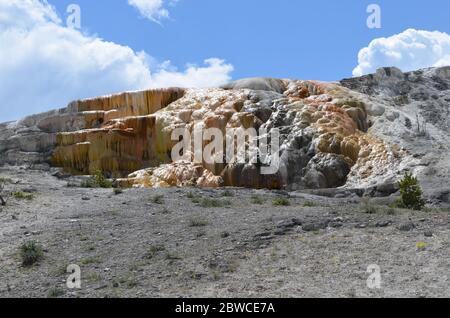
left=398, top=172, right=425, bottom=210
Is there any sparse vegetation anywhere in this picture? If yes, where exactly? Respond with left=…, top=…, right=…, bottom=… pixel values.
left=386, top=207, right=396, bottom=215
left=189, top=215, right=209, bottom=227
left=19, top=241, right=44, bottom=267
left=144, top=245, right=166, bottom=260
left=114, top=188, right=123, bottom=195
left=251, top=195, right=265, bottom=205
left=187, top=192, right=202, bottom=204
left=125, top=277, right=138, bottom=289
left=394, top=94, right=409, bottom=106
left=396, top=172, right=426, bottom=211
left=50, top=263, right=69, bottom=277
left=47, top=287, right=64, bottom=298
left=361, top=198, right=379, bottom=214
left=210, top=269, right=221, bottom=281
left=0, top=177, right=13, bottom=184
left=80, top=257, right=100, bottom=265
left=187, top=191, right=196, bottom=199
left=13, top=191, right=35, bottom=200
left=272, top=197, right=291, bottom=206
left=165, top=251, right=182, bottom=260
left=81, top=170, right=113, bottom=188
left=114, top=273, right=138, bottom=289
left=222, top=189, right=235, bottom=197
left=303, top=201, right=316, bottom=207
left=189, top=192, right=233, bottom=208
left=85, top=272, right=101, bottom=283
left=195, top=230, right=207, bottom=238
left=199, top=197, right=231, bottom=208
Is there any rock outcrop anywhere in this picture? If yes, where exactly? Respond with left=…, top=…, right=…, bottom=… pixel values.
left=1, top=67, right=449, bottom=191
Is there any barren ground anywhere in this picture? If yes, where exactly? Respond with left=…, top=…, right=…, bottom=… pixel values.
left=1, top=166, right=449, bottom=298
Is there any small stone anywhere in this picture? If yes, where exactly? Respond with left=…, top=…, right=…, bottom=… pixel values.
left=302, top=221, right=328, bottom=232
left=94, top=284, right=108, bottom=290
left=276, top=219, right=296, bottom=229
left=398, top=222, right=415, bottom=232
left=292, top=218, right=303, bottom=226
left=376, top=220, right=391, bottom=228
left=330, top=222, right=343, bottom=228
left=424, top=231, right=433, bottom=237
left=52, top=171, right=71, bottom=179
left=22, top=187, right=37, bottom=193
left=220, top=232, right=230, bottom=238
left=81, top=196, right=90, bottom=201
left=254, top=231, right=272, bottom=238
left=355, top=223, right=368, bottom=229
left=274, top=228, right=289, bottom=236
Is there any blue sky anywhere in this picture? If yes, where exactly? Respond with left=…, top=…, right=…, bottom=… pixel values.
left=1, top=0, right=450, bottom=121
left=51, top=0, right=450, bottom=81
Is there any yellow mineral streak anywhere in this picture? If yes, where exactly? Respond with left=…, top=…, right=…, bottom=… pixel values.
left=52, top=88, right=185, bottom=176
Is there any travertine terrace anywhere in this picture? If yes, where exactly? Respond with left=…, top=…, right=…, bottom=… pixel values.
left=1, top=67, right=449, bottom=193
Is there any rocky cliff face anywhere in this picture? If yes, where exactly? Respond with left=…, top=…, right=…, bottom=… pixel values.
left=1, top=67, right=449, bottom=192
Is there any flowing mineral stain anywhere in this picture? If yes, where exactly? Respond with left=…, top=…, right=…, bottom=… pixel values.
left=50, top=79, right=400, bottom=189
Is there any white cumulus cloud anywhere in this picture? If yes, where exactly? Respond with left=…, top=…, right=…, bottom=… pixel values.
left=353, top=29, right=450, bottom=77
left=0, top=0, right=233, bottom=122
left=150, top=58, right=234, bottom=88
left=127, top=0, right=176, bottom=23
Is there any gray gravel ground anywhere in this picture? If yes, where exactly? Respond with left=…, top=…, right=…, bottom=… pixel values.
left=0, top=166, right=449, bottom=298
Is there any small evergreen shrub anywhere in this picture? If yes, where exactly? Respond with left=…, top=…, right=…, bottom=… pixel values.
left=396, top=172, right=425, bottom=211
